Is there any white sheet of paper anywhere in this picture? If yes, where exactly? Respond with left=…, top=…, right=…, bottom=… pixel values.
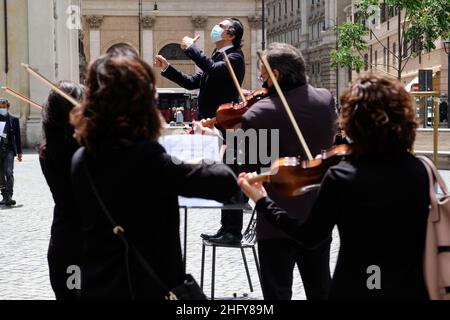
left=178, top=197, right=223, bottom=208
left=159, top=134, right=221, bottom=163
left=0, top=122, right=6, bottom=139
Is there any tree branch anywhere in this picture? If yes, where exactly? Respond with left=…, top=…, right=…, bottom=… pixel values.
left=401, top=54, right=413, bottom=73
left=370, top=29, right=399, bottom=60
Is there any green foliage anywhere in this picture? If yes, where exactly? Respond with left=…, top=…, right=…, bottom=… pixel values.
left=332, top=0, right=450, bottom=78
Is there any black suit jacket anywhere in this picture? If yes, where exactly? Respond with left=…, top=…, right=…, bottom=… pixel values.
left=241, top=84, right=337, bottom=240
left=256, top=152, right=430, bottom=299
left=71, top=141, right=239, bottom=299
left=162, top=44, right=245, bottom=119
left=1, top=114, right=22, bottom=156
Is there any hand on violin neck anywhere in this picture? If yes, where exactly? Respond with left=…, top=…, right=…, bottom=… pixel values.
left=238, top=172, right=267, bottom=203
left=181, top=35, right=200, bottom=50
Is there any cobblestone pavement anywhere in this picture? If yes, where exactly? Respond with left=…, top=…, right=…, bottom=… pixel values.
left=0, top=153, right=449, bottom=300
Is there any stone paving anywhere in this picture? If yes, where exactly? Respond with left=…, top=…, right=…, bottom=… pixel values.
left=0, top=153, right=449, bottom=300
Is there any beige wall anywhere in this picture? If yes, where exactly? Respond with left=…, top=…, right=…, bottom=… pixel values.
left=0, top=0, right=30, bottom=120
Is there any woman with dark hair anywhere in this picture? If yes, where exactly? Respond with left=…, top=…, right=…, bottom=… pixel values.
left=70, top=54, right=238, bottom=299
left=39, top=81, right=85, bottom=300
left=239, top=73, right=431, bottom=300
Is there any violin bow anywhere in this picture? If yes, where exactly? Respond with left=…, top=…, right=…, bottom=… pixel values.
left=1, top=86, right=43, bottom=110
left=222, top=52, right=247, bottom=103
left=21, top=63, right=81, bottom=108
left=256, top=50, right=313, bottom=161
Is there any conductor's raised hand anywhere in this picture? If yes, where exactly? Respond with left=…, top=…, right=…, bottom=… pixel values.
left=181, top=35, right=200, bottom=50
left=154, top=55, right=169, bottom=69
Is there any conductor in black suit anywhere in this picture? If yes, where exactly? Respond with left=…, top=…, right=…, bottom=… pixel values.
left=155, top=18, right=246, bottom=244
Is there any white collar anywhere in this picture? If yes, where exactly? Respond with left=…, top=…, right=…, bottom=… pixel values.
left=217, top=45, right=234, bottom=53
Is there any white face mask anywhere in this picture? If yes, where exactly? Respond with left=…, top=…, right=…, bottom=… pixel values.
left=0, top=109, right=8, bottom=116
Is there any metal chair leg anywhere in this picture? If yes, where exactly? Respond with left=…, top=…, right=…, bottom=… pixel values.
left=241, top=248, right=253, bottom=292
left=200, top=243, right=205, bottom=290
left=252, top=246, right=262, bottom=286
left=211, top=245, right=216, bottom=300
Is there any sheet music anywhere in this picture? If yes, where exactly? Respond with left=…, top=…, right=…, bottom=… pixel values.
left=159, top=134, right=221, bottom=164
left=0, top=122, right=6, bottom=139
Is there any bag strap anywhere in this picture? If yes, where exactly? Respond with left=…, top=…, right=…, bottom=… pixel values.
left=419, top=156, right=449, bottom=195
left=82, top=159, right=177, bottom=299
left=418, top=156, right=448, bottom=222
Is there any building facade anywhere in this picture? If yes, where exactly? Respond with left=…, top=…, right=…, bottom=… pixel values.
left=348, top=0, right=448, bottom=97
left=347, top=0, right=449, bottom=128
left=265, top=0, right=352, bottom=102
left=0, top=0, right=80, bottom=148
left=81, top=0, right=264, bottom=91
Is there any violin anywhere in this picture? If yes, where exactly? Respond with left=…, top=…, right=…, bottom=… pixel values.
left=214, top=88, right=269, bottom=129
left=247, top=144, right=352, bottom=197
left=187, top=88, right=269, bottom=133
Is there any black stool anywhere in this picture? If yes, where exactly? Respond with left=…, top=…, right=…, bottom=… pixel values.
left=200, top=208, right=261, bottom=300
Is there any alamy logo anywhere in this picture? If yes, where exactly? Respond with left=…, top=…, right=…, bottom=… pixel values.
left=366, top=265, right=381, bottom=290
left=66, top=265, right=81, bottom=290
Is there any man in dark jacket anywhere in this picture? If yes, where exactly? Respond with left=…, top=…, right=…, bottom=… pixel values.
left=241, top=43, right=337, bottom=300
left=0, top=98, right=23, bottom=206
left=155, top=18, right=246, bottom=244
left=155, top=18, right=245, bottom=119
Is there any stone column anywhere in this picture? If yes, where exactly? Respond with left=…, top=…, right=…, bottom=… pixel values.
left=192, top=16, right=208, bottom=73
left=27, top=0, right=56, bottom=147
left=249, top=15, right=263, bottom=90
left=86, top=15, right=103, bottom=62
left=141, top=16, right=156, bottom=66
left=55, top=0, right=80, bottom=82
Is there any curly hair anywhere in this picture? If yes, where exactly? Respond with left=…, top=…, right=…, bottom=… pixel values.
left=340, top=73, right=417, bottom=158
left=71, top=54, right=162, bottom=154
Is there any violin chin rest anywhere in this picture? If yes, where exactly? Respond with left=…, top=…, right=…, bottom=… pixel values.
left=292, top=184, right=321, bottom=197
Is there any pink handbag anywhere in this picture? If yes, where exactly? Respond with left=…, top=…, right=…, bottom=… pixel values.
left=419, top=156, right=450, bottom=300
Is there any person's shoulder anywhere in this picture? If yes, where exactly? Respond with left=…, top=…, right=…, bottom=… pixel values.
left=242, top=97, right=276, bottom=123
left=307, top=85, right=333, bottom=100
left=71, top=146, right=85, bottom=173
left=228, top=47, right=244, bottom=59
left=9, top=114, right=20, bottom=122
left=326, top=159, right=356, bottom=184
left=134, top=139, right=168, bottom=161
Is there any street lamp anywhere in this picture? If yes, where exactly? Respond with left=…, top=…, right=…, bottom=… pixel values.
left=444, top=40, right=450, bottom=128
left=152, top=1, right=159, bottom=14
left=322, top=18, right=340, bottom=111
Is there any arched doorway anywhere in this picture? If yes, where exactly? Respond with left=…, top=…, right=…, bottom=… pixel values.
left=158, top=43, right=189, bottom=60
left=156, top=43, right=197, bottom=122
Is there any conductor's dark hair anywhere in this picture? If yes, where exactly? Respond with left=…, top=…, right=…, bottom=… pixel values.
left=226, top=18, right=244, bottom=48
